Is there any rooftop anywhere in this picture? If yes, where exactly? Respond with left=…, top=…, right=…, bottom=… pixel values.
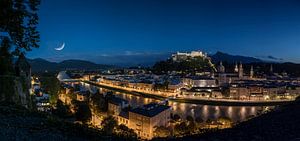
left=109, top=96, right=128, bottom=105
left=130, top=103, right=170, bottom=117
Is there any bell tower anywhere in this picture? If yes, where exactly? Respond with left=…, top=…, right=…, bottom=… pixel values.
left=250, top=65, right=254, bottom=78
left=238, top=62, right=243, bottom=78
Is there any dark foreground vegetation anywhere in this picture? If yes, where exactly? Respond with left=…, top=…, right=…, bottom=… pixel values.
left=0, top=102, right=135, bottom=141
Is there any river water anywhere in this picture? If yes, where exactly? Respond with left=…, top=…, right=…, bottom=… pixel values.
left=80, top=82, right=272, bottom=122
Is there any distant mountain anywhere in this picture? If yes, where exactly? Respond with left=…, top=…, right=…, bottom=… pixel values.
left=28, top=58, right=115, bottom=72
left=210, top=51, right=262, bottom=64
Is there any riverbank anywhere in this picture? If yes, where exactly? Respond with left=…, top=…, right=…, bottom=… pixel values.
left=83, top=81, right=295, bottom=106
left=171, top=98, right=300, bottom=141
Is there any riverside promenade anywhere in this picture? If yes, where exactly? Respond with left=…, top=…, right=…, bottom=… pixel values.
left=83, top=80, right=296, bottom=106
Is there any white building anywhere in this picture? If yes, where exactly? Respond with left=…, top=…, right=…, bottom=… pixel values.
left=172, top=51, right=207, bottom=61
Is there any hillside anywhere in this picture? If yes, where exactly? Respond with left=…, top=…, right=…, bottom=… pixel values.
left=210, top=51, right=262, bottom=64
left=28, top=58, right=115, bottom=72
left=0, top=103, right=134, bottom=141
left=152, top=57, right=214, bottom=74
left=169, top=98, right=300, bottom=141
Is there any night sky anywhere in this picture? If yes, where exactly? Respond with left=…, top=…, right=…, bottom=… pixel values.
left=28, top=0, right=300, bottom=64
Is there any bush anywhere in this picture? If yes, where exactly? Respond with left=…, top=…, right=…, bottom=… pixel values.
left=154, top=126, right=171, bottom=138
left=101, top=116, right=118, bottom=135
left=74, top=102, right=92, bottom=123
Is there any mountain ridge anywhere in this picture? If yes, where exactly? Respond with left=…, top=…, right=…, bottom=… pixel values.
left=210, top=51, right=263, bottom=64
left=28, top=58, right=115, bottom=72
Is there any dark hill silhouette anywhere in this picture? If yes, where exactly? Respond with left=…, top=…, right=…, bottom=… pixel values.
left=210, top=51, right=262, bottom=64
left=28, top=58, right=115, bottom=72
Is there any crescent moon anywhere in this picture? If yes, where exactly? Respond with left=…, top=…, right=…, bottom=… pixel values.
left=55, top=43, right=65, bottom=51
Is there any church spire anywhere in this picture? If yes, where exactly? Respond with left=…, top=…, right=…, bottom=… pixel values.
left=270, top=64, right=273, bottom=73
left=234, top=62, right=239, bottom=73
left=239, top=62, right=243, bottom=78
left=250, top=65, right=254, bottom=78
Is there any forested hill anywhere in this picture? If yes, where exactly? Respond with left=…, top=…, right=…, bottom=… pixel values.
left=210, top=51, right=263, bottom=64
left=152, top=57, right=215, bottom=74
left=28, top=58, right=115, bottom=72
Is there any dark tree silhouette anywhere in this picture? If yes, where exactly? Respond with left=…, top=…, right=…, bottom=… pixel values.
left=101, top=116, right=118, bottom=135
left=0, top=37, right=14, bottom=75
left=171, top=114, right=181, bottom=122
left=154, top=126, right=171, bottom=138
left=0, top=0, right=40, bottom=56
left=74, top=102, right=92, bottom=123
left=53, top=99, right=73, bottom=118
left=115, top=124, right=138, bottom=140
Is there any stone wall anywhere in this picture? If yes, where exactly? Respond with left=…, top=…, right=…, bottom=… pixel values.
left=0, top=75, right=32, bottom=109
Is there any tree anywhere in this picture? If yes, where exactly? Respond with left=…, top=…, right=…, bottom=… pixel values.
left=101, top=116, right=118, bottom=135
left=53, top=99, right=73, bottom=118
left=187, top=121, right=196, bottom=133
left=217, top=116, right=232, bottom=125
left=115, top=124, right=138, bottom=140
left=195, top=116, right=204, bottom=125
left=0, top=37, right=14, bottom=75
left=74, top=102, right=92, bottom=124
left=174, top=122, right=188, bottom=136
left=152, top=57, right=214, bottom=75
left=185, top=115, right=196, bottom=133
left=186, top=115, right=194, bottom=122
left=39, top=76, right=60, bottom=104
left=154, top=126, right=171, bottom=138
left=0, top=0, right=40, bottom=56
left=206, top=119, right=213, bottom=124
left=90, top=92, right=107, bottom=113
left=171, top=114, right=181, bottom=122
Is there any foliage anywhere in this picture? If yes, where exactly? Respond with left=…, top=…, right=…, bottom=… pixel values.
left=195, top=116, right=204, bottom=124
left=187, top=121, right=196, bottom=133
left=217, top=116, right=232, bottom=125
left=206, top=119, right=213, bottom=124
left=90, top=91, right=108, bottom=113
left=171, top=114, right=181, bottom=122
left=39, top=76, right=60, bottom=104
left=74, top=101, right=92, bottom=123
left=174, top=122, right=189, bottom=135
left=0, top=103, right=137, bottom=140
left=186, top=115, right=194, bottom=122
left=152, top=57, right=214, bottom=75
left=115, top=124, right=138, bottom=140
left=0, top=76, right=16, bottom=103
left=101, top=116, right=118, bottom=135
left=0, top=37, right=14, bottom=75
left=154, top=126, right=171, bottom=138
left=53, top=99, right=73, bottom=118
left=0, top=0, right=40, bottom=56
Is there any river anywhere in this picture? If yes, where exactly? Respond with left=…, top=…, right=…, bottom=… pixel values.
left=80, top=82, right=272, bottom=122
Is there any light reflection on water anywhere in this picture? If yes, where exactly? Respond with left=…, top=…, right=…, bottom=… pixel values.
left=81, top=83, right=272, bottom=122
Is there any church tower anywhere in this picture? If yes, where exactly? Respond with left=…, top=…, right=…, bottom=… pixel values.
left=270, top=64, right=273, bottom=73
left=234, top=62, right=239, bottom=73
left=218, top=61, right=225, bottom=73
left=238, top=62, right=243, bottom=78
left=250, top=65, right=254, bottom=78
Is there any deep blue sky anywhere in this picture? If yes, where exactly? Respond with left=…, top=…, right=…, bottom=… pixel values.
left=28, top=0, right=300, bottom=64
